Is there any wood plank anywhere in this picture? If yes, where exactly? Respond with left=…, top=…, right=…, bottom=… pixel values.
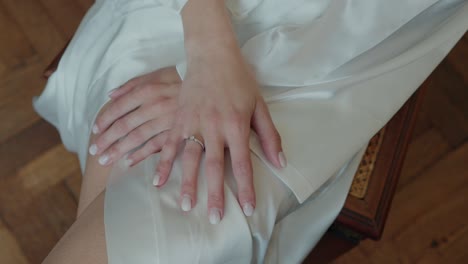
left=332, top=247, right=370, bottom=264
left=410, top=104, right=432, bottom=140
left=381, top=143, right=468, bottom=240
left=39, top=0, right=87, bottom=39
left=401, top=224, right=468, bottom=263
left=0, top=63, right=46, bottom=143
left=365, top=242, right=412, bottom=264
left=0, top=182, right=77, bottom=262
left=0, top=61, right=7, bottom=78
left=438, top=60, right=468, bottom=119
left=1, top=0, right=67, bottom=61
left=0, top=220, right=28, bottom=264
left=0, top=120, right=61, bottom=180
left=393, top=185, right=468, bottom=262
left=397, top=128, right=450, bottom=190
left=18, top=144, right=80, bottom=196
left=0, top=2, right=36, bottom=69
left=447, top=33, right=468, bottom=86
left=434, top=225, right=468, bottom=263
left=423, top=74, right=468, bottom=147
left=76, top=0, right=95, bottom=11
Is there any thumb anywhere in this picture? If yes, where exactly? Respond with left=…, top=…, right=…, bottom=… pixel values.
left=251, top=98, right=286, bottom=169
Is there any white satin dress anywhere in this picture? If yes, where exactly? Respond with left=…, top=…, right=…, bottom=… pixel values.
left=33, top=0, right=468, bottom=263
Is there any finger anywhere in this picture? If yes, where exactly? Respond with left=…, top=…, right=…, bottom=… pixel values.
left=96, top=113, right=175, bottom=166
left=154, top=130, right=182, bottom=187
left=204, top=133, right=225, bottom=224
left=108, top=78, right=139, bottom=99
left=179, top=140, right=203, bottom=212
left=226, top=124, right=255, bottom=217
left=126, top=131, right=169, bottom=167
left=251, top=98, right=286, bottom=169
left=110, top=67, right=180, bottom=99
left=92, top=99, right=176, bottom=157
left=93, top=87, right=147, bottom=135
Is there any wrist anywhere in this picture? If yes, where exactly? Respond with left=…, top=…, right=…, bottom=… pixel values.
left=181, top=0, right=241, bottom=61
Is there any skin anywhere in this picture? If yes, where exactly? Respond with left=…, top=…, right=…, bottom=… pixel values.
left=43, top=132, right=110, bottom=263
left=91, top=0, right=286, bottom=224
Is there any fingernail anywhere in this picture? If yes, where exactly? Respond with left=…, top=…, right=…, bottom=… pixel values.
left=92, top=124, right=99, bottom=134
left=153, top=174, right=160, bottom=186
left=242, top=203, right=254, bottom=217
left=98, top=154, right=109, bottom=165
left=181, top=195, right=192, bottom=212
left=279, top=151, right=287, bottom=168
left=107, top=87, right=118, bottom=97
left=209, top=208, right=221, bottom=225
left=89, top=144, right=98, bottom=155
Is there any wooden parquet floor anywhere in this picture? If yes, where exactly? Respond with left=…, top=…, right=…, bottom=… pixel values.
left=0, top=1, right=466, bottom=263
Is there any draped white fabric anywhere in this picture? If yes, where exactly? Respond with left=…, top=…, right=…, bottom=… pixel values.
left=33, top=0, right=468, bottom=263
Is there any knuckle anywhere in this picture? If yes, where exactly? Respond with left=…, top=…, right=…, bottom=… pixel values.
left=233, top=160, right=251, bottom=177
left=227, top=113, right=246, bottom=132
left=205, top=110, right=220, bottom=124
left=148, top=138, right=163, bottom=150
left=113, top=99, right=127, bottom=113
left=181, top=180, right=196, bottom=192
left=206, top=159, right=223, bottom=173
left=208, top=193, right=223, bottom=204
left=271, top=129, right=282, bottom=145
left=164, top=137, right=178, bottom=148
left=109, top=144, right=122, bottom=156
left=128, top=128, right=144, bottom=143
left=237, top=189, right=255, bottom=203
left=228, top=111, right=243, bottom=124
left=156, top=160, right=172, bottom=175
left=113, top=119, right=129, bottom=133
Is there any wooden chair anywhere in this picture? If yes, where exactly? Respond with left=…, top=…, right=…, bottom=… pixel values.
left=43, top=46, right=425, bottom=263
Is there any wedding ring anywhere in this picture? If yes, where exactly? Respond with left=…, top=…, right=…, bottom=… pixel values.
left=185, top=135, right=205, bottom=151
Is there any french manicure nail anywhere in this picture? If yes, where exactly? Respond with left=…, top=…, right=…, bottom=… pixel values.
left=92, top=124, right=99, bottom=134
left=153, top=174, right=160, bottom=186
left=209, top=208, right=221, bottom=225
left=243, top=203, right=254, bottom=217
left=98, top=155, right=109, bottom=165
left=181, top=195, right=192, bottom=212
left=89, top=144, right=98, bottom=155
left=278, top=151, right=287, bottom=168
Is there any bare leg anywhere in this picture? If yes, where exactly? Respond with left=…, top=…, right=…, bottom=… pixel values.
left=43, top=106, right=112, bottom=264
left=43, top=68, right=182, bottom=263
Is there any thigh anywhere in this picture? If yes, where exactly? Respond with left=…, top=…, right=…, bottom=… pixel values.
left=77, top=103, right=113, bottom=216
left=43, top=189, right=108, bottom=264
left=44, top=114, right=113, bottom=263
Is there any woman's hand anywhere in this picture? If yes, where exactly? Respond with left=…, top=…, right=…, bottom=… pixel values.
left=152, top=0, right=286, bottom=224
left=155, top=50, right=286, bottom=224
left=89, top=67, right=181, bottom=166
